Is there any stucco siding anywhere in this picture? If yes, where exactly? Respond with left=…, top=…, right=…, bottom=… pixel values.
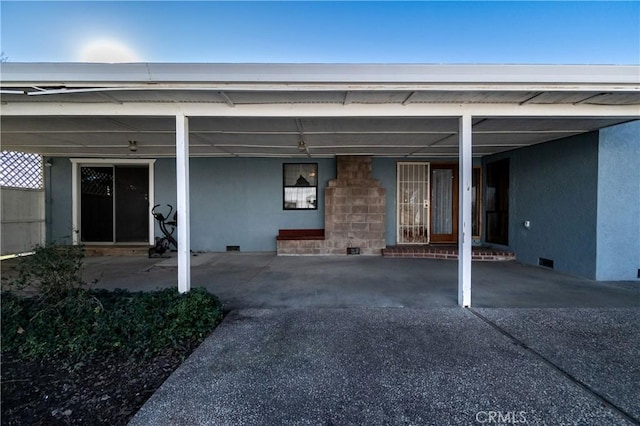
left=485, top=132, right=599, bottom=279
left=46, top=157, right=334, bottom=251
left=596, top=120, right=640, bottom=280
left=45, top=125, right=636, bottom=280
left=372, top=158, right=398, bottom=245
left=155, top=158, right=335, bottom=252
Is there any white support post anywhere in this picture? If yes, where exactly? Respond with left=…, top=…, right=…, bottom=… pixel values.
left=458, top=114, right=472, bottom=307
left=176, top=114, right=191, bottom=293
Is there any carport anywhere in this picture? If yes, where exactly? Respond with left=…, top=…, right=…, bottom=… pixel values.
left=1, top=63, right=639, bottom=306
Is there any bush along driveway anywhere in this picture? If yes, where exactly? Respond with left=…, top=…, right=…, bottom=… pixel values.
left=1, top=244, right=223, bottom=425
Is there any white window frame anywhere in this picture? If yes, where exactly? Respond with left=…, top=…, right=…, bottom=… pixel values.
left=70, top=159, right=156, bottom=245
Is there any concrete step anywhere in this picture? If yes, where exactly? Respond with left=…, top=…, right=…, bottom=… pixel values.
left=84, top=245, right=152, bottom=257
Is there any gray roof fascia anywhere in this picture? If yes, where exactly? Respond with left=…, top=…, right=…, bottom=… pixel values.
left=1, top=63, right=639, bottom=87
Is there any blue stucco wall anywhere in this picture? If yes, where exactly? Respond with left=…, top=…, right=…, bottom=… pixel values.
left=48, top=133, right=634, bottom=283
left=154, top=157, right=335, bottom=251
left=372, top=158, right=398, bottom=245
left=46, top=157, right=334, bottom=251
left=46, top=157, right=74, bottom=243
left=596, top=120, right=640, bottom=281
left=483, top=132, right=600, bottom=279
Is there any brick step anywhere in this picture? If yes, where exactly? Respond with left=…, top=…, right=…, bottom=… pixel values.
left=382, top=245, right=516, bottom=261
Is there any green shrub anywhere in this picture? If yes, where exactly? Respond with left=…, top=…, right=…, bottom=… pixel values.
left=0, top=292, right=33, bottom=351
left=1, top=287, right=223, bottom=363
left=168, top=288, right=224, bottom=341
left=2, top=242, right=223, bottom=362
left=11, top=243, right=86, bottom=302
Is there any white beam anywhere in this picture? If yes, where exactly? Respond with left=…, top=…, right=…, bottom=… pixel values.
left=176, top=114, right=191, bottom=293
left=217, top=91, right=235, bottom=107
left=148, top=162, right=155, bottom=246
left=2, top=101, right=638, bottom=118
left=344, top=91, right=354, bottom=105
left=458, top=114, right=472, bottom=307
left=402, top=91, right=417, bottom=105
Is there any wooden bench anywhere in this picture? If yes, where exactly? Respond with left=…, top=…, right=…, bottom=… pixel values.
left=276, top=229, right=325, bottom=241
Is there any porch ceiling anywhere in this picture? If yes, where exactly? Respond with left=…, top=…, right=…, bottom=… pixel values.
left=1, top=63, right=638, bottom=158
left=1, top=115, right=634, bottom=158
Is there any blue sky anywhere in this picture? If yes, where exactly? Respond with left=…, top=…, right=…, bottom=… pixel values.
left=1, top=1, right=638, bottom=64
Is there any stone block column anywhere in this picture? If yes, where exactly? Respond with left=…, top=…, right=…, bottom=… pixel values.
left=324, top=156, right=386, bottom=255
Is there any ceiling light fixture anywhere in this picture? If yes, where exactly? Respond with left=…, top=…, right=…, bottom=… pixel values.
left=297, top=140, right=306, bottom=152
left=128, top=140, right=138, bottom=152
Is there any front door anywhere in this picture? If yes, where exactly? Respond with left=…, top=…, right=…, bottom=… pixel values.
left=80, top=165, right=149, bottom=243
left=430, top=165, right=458, bottom=243
left=397, top=162, right=430, bottom=244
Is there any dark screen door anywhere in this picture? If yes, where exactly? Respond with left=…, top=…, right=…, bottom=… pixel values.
left=80, top=167, right=114, bottom=242
left=80, top=165, right=148, bottom=243
left=486, top=159, right=509, bottom=245
left=115, top=166, right=149, bottom=242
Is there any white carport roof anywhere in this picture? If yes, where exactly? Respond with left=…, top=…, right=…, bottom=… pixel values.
left=1, top=63, right=638, bottom=158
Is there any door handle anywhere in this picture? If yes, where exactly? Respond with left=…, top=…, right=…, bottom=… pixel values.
left=423, top=199, right=429, bottom=209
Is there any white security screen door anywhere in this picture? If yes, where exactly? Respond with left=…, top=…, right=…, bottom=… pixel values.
left=397, top=162, right=430, bottom=244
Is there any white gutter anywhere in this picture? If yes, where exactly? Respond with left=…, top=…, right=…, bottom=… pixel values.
left=1, top=63, right=639, bottom=86
left=17, top=83, right=640, bottom=96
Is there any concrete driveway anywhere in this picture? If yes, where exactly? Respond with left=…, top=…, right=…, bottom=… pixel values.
left=128, top=307, right=640, bottom=425
left=81, top=254, right=640, bottom=425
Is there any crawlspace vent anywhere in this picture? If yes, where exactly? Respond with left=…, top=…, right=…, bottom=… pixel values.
left=226, top=245, right=240, bottom=252
left=539, top=258, right=554, bottom=269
